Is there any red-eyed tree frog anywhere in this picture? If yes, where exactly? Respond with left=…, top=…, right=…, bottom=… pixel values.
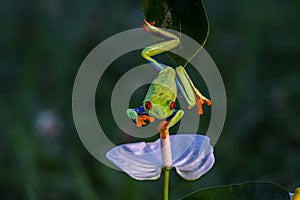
left=127, top=20, right=211, bottom=133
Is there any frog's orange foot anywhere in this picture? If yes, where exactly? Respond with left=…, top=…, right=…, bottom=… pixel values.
left=196, top=96, right=212, bottom=115
left=157, top=120, right=169, bottom=132
left=158, top=121, right=169, bottom=139
left=142, top=19, right=156, bottom=32
left=136, top=115, right=155, bottom=127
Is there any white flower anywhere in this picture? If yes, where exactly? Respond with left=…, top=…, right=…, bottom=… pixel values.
left=106, top=134, right=215, bottom=181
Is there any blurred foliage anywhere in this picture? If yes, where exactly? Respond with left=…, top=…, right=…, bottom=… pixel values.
left=0, top=0, right=299, bottom=200
left=180, top=182, right=290, bottom=200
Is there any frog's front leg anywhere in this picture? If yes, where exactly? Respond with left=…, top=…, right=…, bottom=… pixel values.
left=176, top=66, right=212, bottom=114
left=158, top=109, right=184, bottom=138
left=127, top=107, right=155, bottom=127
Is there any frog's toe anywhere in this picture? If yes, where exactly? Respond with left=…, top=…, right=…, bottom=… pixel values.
left=196, top=96, right=212, bottom=115
left=136, top=115, right=155, bottom=127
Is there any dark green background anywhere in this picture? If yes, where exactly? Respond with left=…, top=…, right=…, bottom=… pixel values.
left=1, top=0, right=299, bottom=199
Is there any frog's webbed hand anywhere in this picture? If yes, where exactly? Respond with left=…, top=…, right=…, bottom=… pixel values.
left=127, top=107, right=155, bottom=127
left=141, top=19, right=179, bottom=72
left=176, top=66, right=212, bottom=115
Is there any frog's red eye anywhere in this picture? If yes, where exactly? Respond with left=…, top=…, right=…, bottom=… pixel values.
left=145, top=101, right=152, bottom=110
left=169, top=101, right=176, bottom=110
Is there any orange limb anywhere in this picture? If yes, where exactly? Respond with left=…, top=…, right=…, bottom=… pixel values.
left=196, top=96, right=212, bottom=115
left=142, top=19, right=156, bottom=32
left=158, top=121, right=169, bottom=139
left=136, top=115, right=155, bottom=127
left=150, top=21, right=155, bottom=26
left=160, top=128, right=169, bottom=140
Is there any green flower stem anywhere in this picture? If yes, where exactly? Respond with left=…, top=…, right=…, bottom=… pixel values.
left=163, top=167, right=171, bottom=200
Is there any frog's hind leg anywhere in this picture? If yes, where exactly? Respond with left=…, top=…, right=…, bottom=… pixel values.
left=141, top=19, right=179, bottom=72
left=176, top=66, right=211, bottom=115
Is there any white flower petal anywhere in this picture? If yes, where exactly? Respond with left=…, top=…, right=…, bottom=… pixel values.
left=106, top=139, right=163, bottom=180
left=172, top=134, right=215, bottom=180
left=106, top=134, right=214, bottom=181
left=174, top=150, right=214, bottom=180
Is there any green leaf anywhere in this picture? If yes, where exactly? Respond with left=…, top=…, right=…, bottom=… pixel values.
left=179, top=182, right=290, bottom=200
left=139, top=0, right=209, bottom=66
